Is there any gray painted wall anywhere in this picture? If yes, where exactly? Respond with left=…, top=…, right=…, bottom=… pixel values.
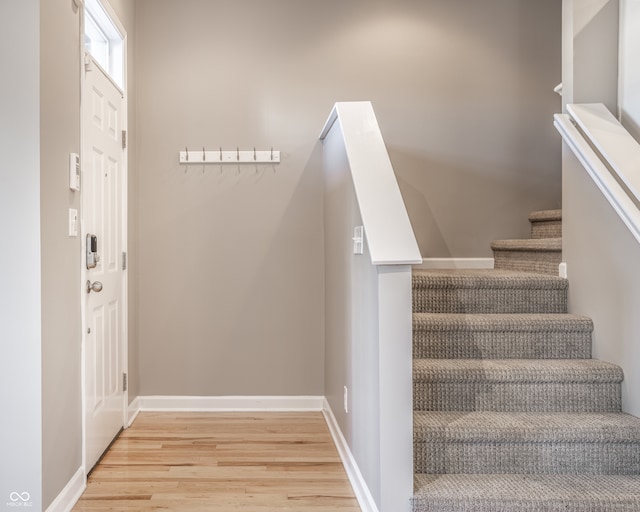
left=134, top=0, right=561, bottom=397
left=0, top=1, right=43, bottom=510
left=383, top=0, right=562, bottom=256
left=562, top=0, right=619, bottom=113
left=135, top=0, right=328, bottom=396
left=619, top=0, right=640, bottom=141
left=323, top=124, right=382, bottom=503
left=40, top=0, right=83, bottom=506
left=563, top=148, right=640, bottom=416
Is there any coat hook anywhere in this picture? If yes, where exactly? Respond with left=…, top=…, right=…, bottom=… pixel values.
left=270, top=147, right=273, bottom=161
left=219, top=147, right=222, bottom=161
left=237, top=147, right=240, bottom=161
left=185, top=146, right=189, bottom=162
left=253, top=147, right=256, bottom=161
left=203, top=147, right=206, bottom=162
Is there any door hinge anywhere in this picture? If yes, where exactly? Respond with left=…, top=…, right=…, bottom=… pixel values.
left=122, top=251, right=127, bottom=270
left=122, top=130, right=127, bottom=150
left=84, top=53, right=93, bottom=72
left=123, top=372, right=128, bottom=392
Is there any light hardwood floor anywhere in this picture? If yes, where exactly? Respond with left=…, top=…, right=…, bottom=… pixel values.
left=72, top=412, right=362, bottom=511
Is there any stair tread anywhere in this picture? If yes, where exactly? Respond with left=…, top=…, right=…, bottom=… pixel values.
left=529, top=209, right=562, bottom=222
left=413, top=269, right=568, bottom=314
left=413, top=474, right=640, bottom=510
left=491, top=238, right=562, bottom=252
left=413, top=269, right=567, bottom=289
left=413, top=359, right=623, bottom=383
left=413, top=313, right=593, bottom=332
left=414, top=411, right=640, bottom=443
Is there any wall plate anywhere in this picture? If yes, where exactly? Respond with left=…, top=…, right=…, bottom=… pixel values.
left=69, top=153, right=80, bottom=191
left=68, top=209, right=78, bottom=237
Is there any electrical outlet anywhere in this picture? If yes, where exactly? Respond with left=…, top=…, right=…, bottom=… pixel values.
left=343, top=386, right=348, bottom=414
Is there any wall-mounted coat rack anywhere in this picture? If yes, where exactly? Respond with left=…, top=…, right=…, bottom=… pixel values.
left=179, top=147, right=280, bottom=164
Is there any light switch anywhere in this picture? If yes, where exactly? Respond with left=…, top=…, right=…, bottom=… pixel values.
left=353, top=225, right=364, bottom=255
left=68, top=208, right=78, bottom=237
left=69, top=153, right=80, bottom=191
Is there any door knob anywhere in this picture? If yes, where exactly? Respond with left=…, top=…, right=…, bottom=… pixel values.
left=86, top=280, right=103, bottom=294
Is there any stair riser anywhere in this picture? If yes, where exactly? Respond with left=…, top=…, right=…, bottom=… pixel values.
left=414, top=442, right=640, bottom=474
left=531, top=220, right=562, bottom=239
left=413, top=289, right=567, bottom=314
left=413, top=331, right=591, bottom=359
left=493, top=251, right=561, bottom=275
left=412, top=496, right=640, bottom=512
left=413, top=473, right=640, bottom=512
left=413, top=382, right=622, bottom=412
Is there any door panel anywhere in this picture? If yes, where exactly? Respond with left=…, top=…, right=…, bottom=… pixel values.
left=83, top=55, right=125, bottom=472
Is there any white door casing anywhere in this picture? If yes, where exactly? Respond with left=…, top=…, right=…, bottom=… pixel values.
left=81, top=52, right=127, bottom=472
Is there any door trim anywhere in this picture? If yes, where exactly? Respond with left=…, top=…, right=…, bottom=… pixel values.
left=79, top=0, right=128, bottom=475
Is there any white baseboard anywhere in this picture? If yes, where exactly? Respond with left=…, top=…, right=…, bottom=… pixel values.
left=45, top=467, right=85, bottom=512
left=559, top=261, right=568, bottom=278
left=322, top=399, right=379, bottom=512
left=134, top=395, right=325, bottom=412
left=127, top=396, right=141, bottom=426
left=415, top=257, right=494, bottom=270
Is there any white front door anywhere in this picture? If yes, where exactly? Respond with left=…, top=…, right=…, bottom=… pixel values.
left=82, top=54, right=126, bottom=472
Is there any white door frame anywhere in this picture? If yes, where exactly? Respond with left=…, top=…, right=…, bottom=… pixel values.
left=79, top=0, right=128, bottom=475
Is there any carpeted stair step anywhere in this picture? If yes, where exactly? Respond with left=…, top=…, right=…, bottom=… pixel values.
left=530, top=209, right=562, bottom=239
left=413, top=359, right=623, bottom=412
left=411, top=212, right=639, bottom=511
left=414, top=411, right=640, bottom=474
left=412, top=473, right=640, bottom=512
left=491, top=238, right=562, bottom=275
left=412, top=270, right=567, bottom=314
left=413, top=313, right=592, bottom=359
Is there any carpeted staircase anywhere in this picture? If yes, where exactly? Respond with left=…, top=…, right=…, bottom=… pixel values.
left=411, top=210, right=640, bottom=512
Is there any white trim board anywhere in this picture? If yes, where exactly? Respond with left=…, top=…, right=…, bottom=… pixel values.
left=45, top=467, right=85, bottom=512
left=415, top=258, right=494, bottom=270
left=559, top=262, right=568, bottom=279
left=322, top=399, right=379, bottom=512
left=127, top=396, right=141, bottom=427
left=134, top=395, right=325, bottom=412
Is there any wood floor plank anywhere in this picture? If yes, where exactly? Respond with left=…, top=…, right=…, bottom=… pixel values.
left=72, top=412, right=361, bottom=511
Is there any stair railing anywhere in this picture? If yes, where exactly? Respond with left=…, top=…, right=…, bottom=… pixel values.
left=555, top=103, right=640, bottom=243
left=320, top=102, right=421, bottom=512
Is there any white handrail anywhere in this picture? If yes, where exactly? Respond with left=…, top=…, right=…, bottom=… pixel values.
left=554, top=103, right=640, bottom=245
left=320, top=102, right=421, bottom=265
left=567, top=104, right=640, bottom=202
